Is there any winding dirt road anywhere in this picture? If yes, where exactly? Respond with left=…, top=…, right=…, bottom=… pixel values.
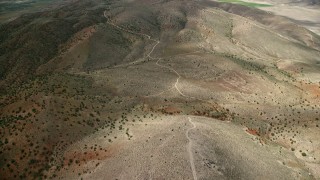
left=103, top=11, right=205, bottom=179
left=104, top=10, right=187, bottom=97
left=186, top=117, right=198, bottom=180
left=104, top=11, right=160, bottom=68
left=103, top=9, right=230, bottom=119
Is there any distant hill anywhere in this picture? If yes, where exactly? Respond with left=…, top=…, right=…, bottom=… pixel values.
left=260, top=0, right=320, bottom=4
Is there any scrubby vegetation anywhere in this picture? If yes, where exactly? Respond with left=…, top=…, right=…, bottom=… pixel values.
left=1, top=0, right=320, bottom=179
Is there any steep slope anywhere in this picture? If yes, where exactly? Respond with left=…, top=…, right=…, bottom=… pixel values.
left=0, top=0, right=107, bottom=93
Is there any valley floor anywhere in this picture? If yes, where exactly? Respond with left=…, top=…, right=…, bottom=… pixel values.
left=241, top=0, right=320, bottom=35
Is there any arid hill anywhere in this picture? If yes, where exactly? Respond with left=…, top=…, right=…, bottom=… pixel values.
left=0, top=0, right=319, bottom=179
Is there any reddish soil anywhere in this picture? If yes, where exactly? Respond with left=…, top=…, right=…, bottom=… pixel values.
left=300, top=82, right=320, bottom=99
left=161, top=106, right=182, bottom=115
left=246, top=128, right=260, bottom=136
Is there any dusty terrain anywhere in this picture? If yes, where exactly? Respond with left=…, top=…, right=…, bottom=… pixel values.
left=238, top=0, right=320, bottom=35
left=0, top=0, right=320, bottom=179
